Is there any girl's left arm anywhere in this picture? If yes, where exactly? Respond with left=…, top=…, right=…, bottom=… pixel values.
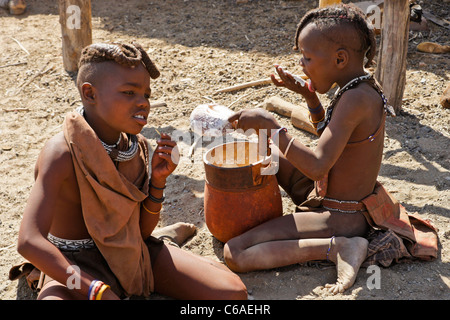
left=140, top=133, right=178, bottom=239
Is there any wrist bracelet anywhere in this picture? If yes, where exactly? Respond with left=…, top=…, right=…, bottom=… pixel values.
left=284, top=137, right=295, bottom=157
left=148, top=192, right=165, bottom=203
left=142, top=202, right=161, bottom=215
left=88, top=280, right=105, bottom=300
left=308, top=114, right=325, bottom=124
left=96, top=284, right=111, bottom=300
left=88, top=280, right=99, bottom=300
left=308, top=103, right=323, bottom=115
left=270, top=127, right=287, bottom=142
left=149, top=179, right=166, bottom=190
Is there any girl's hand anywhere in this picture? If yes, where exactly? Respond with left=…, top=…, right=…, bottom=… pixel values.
left=150, top=132, right=179, bottom=183
left=271, top=65, right=316, bottom=99
left=228, top=108, right=279, bottom=134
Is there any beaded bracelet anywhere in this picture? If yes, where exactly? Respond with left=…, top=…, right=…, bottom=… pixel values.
left=149, top=179, right=166, bottom=190
left=308, top=103, right=323, bottom=115
left=148, top=192, right=165, bottom=203
left=88, top=280, right=111, bottom=300
left=96, top=283, right=111, bottom=300
left=88, top=280, right=104, bottom=300
left=308, top=114, right=325, bottom=124
left=142, top=202, right=161, bottom=215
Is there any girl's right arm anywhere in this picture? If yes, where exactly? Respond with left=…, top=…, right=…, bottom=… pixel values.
left=17, top=137, right=118, bottom=299
left=271, top=65, right=325, bottom=127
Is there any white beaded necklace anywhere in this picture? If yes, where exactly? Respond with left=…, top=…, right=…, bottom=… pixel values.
left=316, top=73, right=392, bottom=133
left=76, top=106, right=139, bottom=162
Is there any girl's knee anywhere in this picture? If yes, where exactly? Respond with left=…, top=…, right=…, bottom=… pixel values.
left=38, top=281, right=83, bottom=300
left=223, top=241, right=242, bottom=272
left=224, top=239, right=254, bottom=273
left=221, top=273, right=248, bottom=300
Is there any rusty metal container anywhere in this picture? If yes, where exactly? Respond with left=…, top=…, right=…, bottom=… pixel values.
left=203, top=141, right=283, bottom=243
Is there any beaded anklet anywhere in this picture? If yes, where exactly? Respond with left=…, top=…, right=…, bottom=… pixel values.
left=326, top=236, right=335, bottom=262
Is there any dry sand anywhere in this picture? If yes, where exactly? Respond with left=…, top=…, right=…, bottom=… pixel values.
left=1, top=0, right=449, bottom=300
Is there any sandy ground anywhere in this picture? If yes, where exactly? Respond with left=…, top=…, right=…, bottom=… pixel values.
left=0, top=0, right=449, bottom=300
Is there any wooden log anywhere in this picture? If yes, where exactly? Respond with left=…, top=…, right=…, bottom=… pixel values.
left=58, top=0, right=92, bottom=72
left=291, top=104, right=318, bottom=136
left=319, top=0, right=341, bottom=8
left=264, top=96, right=317, bottom=136
left=375, top=0, right=410, bottom=113
left=264, top=96, right=293, bottom=118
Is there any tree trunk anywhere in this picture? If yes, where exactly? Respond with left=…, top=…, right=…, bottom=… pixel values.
left=375, top=0, right=410, bottom=113
left=58, top=0, right=92, bottom=72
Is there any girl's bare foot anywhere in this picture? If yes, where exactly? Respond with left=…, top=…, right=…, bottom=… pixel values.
left=152, top=222, right=197, bottom=247
left=325, top=236, right=369, bottom=294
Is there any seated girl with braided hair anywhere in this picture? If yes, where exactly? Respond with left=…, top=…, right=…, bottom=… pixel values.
left=225, top=4, right=437, bottom=294
left=17, top=41, right=247, bottom=300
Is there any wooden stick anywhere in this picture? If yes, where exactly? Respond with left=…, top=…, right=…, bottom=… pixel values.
left=227, top=87, right=265, bottom=109
left=423, top=10, right=450, bottom=30
left=9, top=37, right=30, bottom=56
left=213, top=74, right=308, bottom=95
left=213, top=78, right=273, bottom=95
left=188, top=136, right=202, bottom=160
left=151, top=101, right=167, bottom=108
left=16, top=63, right=53, bottom=94
left=2, top=108, right=30, bottom=112
left=0, top=62, right=27, bottom=69
left=0, top=243, right=15, bottom=251
left=202, top=95, right=216, bottom=104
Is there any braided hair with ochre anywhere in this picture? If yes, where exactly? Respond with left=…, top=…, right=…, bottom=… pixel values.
left=293, top=4, right=376, bottom=68
left=78, top=41, right=160, bottom=79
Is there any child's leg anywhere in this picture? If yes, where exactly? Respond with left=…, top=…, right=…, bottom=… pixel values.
left=223, top=210, right=369, bottom=293
left=223, top=213, right=328, bottom=272
left=275, top=150, right=314, bottom=206
left=152, top=244, right=247, bottom=300
left=38, top=279, right=85, bottom=300
left=225, top=210, right=368, bottom=262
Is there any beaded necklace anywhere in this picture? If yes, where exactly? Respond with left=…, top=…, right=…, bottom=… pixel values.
left=76, top=106, right=139, bottom=162
left=316, top=73, right=394, bottom=133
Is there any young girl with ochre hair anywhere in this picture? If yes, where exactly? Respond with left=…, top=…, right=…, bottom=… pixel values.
left=226, top=4, right=437, bottom=294
left=17, top=42, right=247, bottom=300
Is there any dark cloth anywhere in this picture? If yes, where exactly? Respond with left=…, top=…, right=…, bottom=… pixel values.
left=276, top=167, right=438, bottom=267
left=9, top=236, right=164, bottom=299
